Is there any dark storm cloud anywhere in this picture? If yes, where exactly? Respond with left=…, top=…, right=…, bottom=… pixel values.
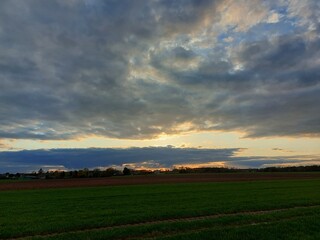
left=1, top=147, right=317, bottom=173
left=0, top=147, right=239, bottom=173
left=0, top=0, right=319, bottom=140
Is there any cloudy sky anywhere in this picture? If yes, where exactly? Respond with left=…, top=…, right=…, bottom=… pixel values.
left=0, top=0, right=319, bottom=172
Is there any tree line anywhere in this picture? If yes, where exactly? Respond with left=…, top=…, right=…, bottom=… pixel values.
left=1, top=165, right=319, bottom=180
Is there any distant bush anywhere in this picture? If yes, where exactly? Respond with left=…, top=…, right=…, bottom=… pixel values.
left=123, top=167, right=132, bottom=175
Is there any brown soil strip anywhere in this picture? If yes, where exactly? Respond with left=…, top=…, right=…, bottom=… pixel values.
left=6, top=204, right=320, bottom=240
left=1, top=172, right=319, bottom=191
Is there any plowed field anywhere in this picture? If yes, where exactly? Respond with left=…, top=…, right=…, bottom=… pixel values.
left=1, top=172, right=319, bottom=191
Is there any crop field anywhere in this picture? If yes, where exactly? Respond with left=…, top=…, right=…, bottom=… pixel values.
left=0, top=175, right=319, bottom=239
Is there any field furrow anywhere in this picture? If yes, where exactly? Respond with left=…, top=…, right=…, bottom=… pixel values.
left=5, top=205, right=320, bottom=240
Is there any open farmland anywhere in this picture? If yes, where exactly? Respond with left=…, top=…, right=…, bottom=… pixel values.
left=0, top=172, right=319, bottom=191
left=0, top=174, right=319, bottom=240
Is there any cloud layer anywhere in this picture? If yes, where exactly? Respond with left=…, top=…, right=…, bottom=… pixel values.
left=0, top=0, right=319, bottom=140
left=0, top=147, right=318, bottom=173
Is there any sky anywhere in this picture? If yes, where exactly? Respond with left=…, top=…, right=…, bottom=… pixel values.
left=0, top=0, right=319, bottom=173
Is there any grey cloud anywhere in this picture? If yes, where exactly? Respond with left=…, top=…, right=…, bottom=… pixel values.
left=286, top=0, right=320, bottom=31
left=272, top=148, right=284, bottom=151
left=208, top=84, right=320, bottom=137
left=0, top=147, right=239, bottom=173
left=209, top=34, right=320, bottom=137
left=156, top=33, right=320, bottom=137
left=152, top=0, right=220, bottom=35
left=172, top=47, right=196, bottom=60
left=272, top=148, right=294, bottom=153
left=235, top=35, right=320, bottom=77
left=0, top=0, right=221, bottom=140
left=0, top=0, right=319, bottom=140
left=0, top=147, right=318, bottom=173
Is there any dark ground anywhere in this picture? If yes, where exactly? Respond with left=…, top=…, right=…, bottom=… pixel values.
left=1, top=172, right=319, bottom=191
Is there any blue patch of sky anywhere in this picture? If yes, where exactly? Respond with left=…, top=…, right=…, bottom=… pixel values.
left=216, top=28, right=241, bottom=49
left=246, top=21, right=297, bottom=40
left=272, top=5, right=303, bottom=29
left=217, top=20, right=297, bottom=48
left=277, top=5, right=288, bottom=16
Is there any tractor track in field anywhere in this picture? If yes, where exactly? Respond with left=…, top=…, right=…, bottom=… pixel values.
left=130, top=215, right=308, bottom=240
left=5, top=204, right=320, bottom=240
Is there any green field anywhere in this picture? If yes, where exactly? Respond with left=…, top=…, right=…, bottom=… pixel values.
left=0, top=179, right=319, bottom=240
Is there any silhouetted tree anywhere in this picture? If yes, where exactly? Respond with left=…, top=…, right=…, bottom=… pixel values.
left=93, top=168, right=101, bottom=177
left=123, top=167, right=131, bottom=175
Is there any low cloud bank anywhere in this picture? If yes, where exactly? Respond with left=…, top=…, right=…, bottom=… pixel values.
left=0, top=147, right=318, bottom=173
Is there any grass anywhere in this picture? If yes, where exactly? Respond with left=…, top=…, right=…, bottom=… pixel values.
left=0, top=179, right=319, bottom=239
